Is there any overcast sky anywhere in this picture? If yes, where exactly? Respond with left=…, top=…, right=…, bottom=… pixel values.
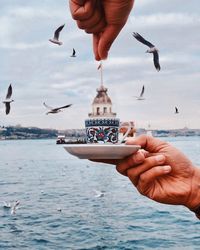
left=0, top=0, right=200, bottom=130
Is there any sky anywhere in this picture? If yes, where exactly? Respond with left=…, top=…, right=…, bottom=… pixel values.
left=0, top=0, right=200, bottom=130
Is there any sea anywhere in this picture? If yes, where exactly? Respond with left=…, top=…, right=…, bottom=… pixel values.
left=0, top=137, right=200, bottom=250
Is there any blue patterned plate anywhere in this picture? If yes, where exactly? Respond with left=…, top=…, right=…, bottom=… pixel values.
left=64, top=144, right=141, bottom=159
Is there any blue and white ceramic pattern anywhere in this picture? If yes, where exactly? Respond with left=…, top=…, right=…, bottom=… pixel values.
left=85, top=118, right=130, bottom=144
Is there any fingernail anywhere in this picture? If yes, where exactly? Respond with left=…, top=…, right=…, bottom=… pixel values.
left=155, top=155, right=165, bottom=163
left=163, top=165, right=171, bottom=173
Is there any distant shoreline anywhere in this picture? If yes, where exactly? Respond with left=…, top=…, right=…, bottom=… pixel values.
left=1, top=126, right=200, bottom=140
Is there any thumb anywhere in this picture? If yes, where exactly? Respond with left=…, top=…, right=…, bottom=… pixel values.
left=97, top=24, right=123, bottom=60
left=125, top=135, right=168, bottom=153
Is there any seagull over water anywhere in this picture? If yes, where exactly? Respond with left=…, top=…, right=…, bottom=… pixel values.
left=3, top=201, right=12, bottom=209
left=132, top=32, right=161, bottom=72
left=70, top=48, right=76, bottom=57
left=49, top=24, right=65, bottom=45
left=94, top=190, right=104, bottom=198
left=11, top=200, right=20, bottom=215
left=134, top=85, right=145, bottom=100
left=3, top=84, right=14, bottom=115
left=43, top=102, right=72, bottom=115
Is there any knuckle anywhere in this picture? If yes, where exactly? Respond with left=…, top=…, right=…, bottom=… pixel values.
left=127, top=168, right=136, bottom=179
left=77, top=21, right=85, bottom=29
left=71, top=13, right=80, bottom=20
left=139, top=173, right=146, bottom=184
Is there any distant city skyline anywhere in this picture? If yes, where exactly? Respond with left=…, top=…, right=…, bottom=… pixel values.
left=0, top=0, right=200, bottom=130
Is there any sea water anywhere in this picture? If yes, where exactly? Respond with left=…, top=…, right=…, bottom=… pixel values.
left=0, top=137, right=200, bottom=250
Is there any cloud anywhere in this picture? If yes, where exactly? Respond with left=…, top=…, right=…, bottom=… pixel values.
left=7, top=6, right=61, bottom=19
left=0, top=0, right=199, bottom=129
left=131, top=13, right=200, bottom=28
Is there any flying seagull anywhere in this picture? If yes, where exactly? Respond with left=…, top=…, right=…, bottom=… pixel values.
left=134, top=85, right=145, bottom=100
left=3, top=84, right=14, bottom=115
left=49, top=24, right=65, bottom=45
left=70, top=48, right=76, bottom=57
left=132, top=32, right=160, bottom=72
left=175, top=106, right=179, bottom=114
left=43, top=102, right=72, bottom=115
left=11, top=200, right=20, bottom=215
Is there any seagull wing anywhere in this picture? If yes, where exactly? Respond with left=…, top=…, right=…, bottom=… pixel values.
left=175, top=107, right=179, bottom=113
left=140, top=85, right=145, bottom=97
left=54, top=104, right=72, bottom=111
left=13, top=201, right=20, bottom=209
left=43, top=102, right=54, bottom=110
left=5, top=103, right=10, bottom=115
left=6, top=84, right=12, bottom=99
left=72, top=48, right=76, bottom=56
left=153, top=51, right=161, bottom=71
left=54, top=24, right=65, bottom=40
left=3, top=201, right=11, bottom=208
left=133, top=32, right=155, bottom=48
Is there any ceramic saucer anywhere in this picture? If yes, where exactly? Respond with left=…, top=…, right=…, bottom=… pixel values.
left=64, top=144, right=141, bottom=159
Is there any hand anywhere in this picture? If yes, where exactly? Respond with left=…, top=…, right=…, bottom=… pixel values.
left=69, top=0, right=134, bottom=60
left=116, top=135, right=200, bottom=211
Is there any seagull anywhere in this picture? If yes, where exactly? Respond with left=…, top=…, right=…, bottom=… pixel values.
left=132, top=32, right=161, bottom=72
left=43, top=102, right=72, bottom=115
left=3, top=84, right=14, bottom=115
left=175, top=106, right=179, bottom=114
left=70, top=48, right=76, bottom=57
left=2, top=201, right=12, bottom=209
left=94, top=190, right=104, bottom=198
left=11, top=200, right=20, bottom=215
left=49, top=24, right=65, bottom=45
left=134, top=85, right=145, bottom=100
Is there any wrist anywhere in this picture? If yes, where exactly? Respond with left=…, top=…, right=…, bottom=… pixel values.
left=184, top=167, right=200, bottom=215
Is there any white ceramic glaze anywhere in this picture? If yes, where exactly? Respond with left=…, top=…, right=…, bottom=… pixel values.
left=64, top=144, right=141, bottom=159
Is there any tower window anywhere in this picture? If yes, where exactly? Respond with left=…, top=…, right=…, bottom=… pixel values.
left=97, top=107, right=100, bottom=115
left=104, top=107, right=107, bottom=113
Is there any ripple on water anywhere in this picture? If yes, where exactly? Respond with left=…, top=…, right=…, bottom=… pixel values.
left=1, top=138, right=200, bottom=249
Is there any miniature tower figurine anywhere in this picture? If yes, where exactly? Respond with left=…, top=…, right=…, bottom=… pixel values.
left=88, top=62, right=116, bottom=118
left=85, top=62, right=136, bottom=143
